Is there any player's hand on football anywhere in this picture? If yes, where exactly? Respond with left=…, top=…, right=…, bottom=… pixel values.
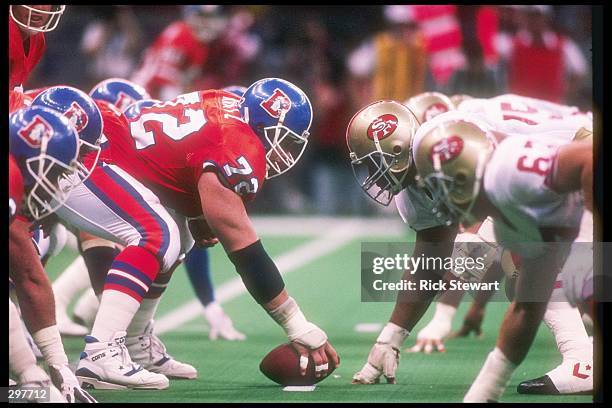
left=352, top=342, right=399, bottom=384
left=291, top=340, right=339, bottom=379
left=450, top=303, right=485, bottom=339
left=406, top=317, right=451, bottom=354
left=289, top=322, right=339, bottom=378
left=49, top=363, right=97, bottom=403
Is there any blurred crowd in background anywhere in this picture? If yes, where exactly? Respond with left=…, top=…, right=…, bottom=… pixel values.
left=29, top=5, right=593, bottom=216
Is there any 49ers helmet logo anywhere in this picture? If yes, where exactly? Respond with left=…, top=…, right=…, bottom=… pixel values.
left=423, top=103, right=450, bottom=122
left=63, top=102, right=89, bottom=133
left=430, top=135, right=464, bottom=164
left=17, top=115, right=53, bottom=148
left=367, top=114, right=398, bottom=140
left=261, top=88, right=292, bottom=118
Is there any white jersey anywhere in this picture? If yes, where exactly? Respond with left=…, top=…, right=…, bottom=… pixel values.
left=484, top=135, right=584, bottom=258
left=458, top=94, right=592, bottom=141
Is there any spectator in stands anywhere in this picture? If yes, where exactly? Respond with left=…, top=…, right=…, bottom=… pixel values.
left=347, top=5, right=427, bottom=106
left=497, top=5, right=587, bottom=103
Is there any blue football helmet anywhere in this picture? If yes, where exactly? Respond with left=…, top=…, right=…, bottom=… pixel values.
left=9, top=106, right=81, bottom=220
left=89, top=78, right=151, bottom=112
left=32, top=86, right=103, bottom=181
left=240, top=78, right=313, bottom=179
left=123, top=99, right=161, bottom=120
left=222, top=85, right=248, bottom=98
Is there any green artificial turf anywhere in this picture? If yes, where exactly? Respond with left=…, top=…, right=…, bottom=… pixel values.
left=38, top=231, right=592, bottom=403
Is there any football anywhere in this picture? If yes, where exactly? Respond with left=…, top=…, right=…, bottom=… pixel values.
left=259, top=343, right=336, bottom=386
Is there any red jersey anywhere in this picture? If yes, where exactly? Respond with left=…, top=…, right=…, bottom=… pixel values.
left=131, top=21, right=207, bottom=99
left=9, top=154, right=24, bottom=223
left=9, top=90, right=32, bottom=113
left=104, top=90, right=266, bottom=217
left=9, top=16, right=46, bottom=90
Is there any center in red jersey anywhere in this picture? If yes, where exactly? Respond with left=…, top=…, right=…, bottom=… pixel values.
left=98, top=90, right=266, bottom=217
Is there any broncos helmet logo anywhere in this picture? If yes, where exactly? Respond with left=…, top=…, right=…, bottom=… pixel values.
left=17, top=115, right=53, bottom=148
left=260, top=88, right=292, bottom=118
left=115, top=91, right=136, bottom=111
left=63, top=102, right=89, bottom=133
left=367, top=114, right=399, bottom=141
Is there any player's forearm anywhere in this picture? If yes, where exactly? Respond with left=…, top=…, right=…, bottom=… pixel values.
left=390, top=227, right=458, bottom=330
left=9, top=219, right=57, bottom=333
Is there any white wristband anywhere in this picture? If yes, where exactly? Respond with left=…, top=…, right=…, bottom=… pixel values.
left=432, top=302, right=458, bottom=325
left=376, top=322, right=410, bottom=349
left=32, top=325, right=69, bottom=367
left=267, top=296, right=307, bottom=338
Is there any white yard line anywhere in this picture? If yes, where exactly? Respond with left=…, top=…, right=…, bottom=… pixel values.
left=156, top=219, right=367, bottom=334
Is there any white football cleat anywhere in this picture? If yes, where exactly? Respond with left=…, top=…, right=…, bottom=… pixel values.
left=203, top=302, right=247, bottom=341
left=56, top=307, right=89, bottom=337
left=126, top=321, right=198, bottom=380
left=75, top=331, right=169, bottom=390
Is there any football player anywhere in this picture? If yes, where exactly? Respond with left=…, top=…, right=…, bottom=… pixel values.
left=34, top=87, right=187, bottom=389
left=130, top=5, right=229, bottom=100
left=30, top=86, right=107, bottom=337
left=411, top=112, right=592, bottom=402
left=9, top=5, right=66, bottom=90
left=48, top=78, right=338, bottom=389
left=348, top=98, right=593, bottom=395
left=9, top=106, right=96, bottom=403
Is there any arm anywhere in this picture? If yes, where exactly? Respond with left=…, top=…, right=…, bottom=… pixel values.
left=198, top=171, right=339, bottom=376
left=550, top=140, right=593, bottom=211
left=353, top=224, right=458, bottom=383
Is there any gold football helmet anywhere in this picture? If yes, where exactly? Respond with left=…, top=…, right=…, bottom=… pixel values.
left=404, top=92, right=454, bottom=125
left=346, top=100, right=420, bottom=205
left=413, top=118, right=496, bottom=226
left=450, top=94, right=474, bottom=109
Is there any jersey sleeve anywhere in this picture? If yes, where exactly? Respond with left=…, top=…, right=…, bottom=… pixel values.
left=187, top=124, right=266, bottom=202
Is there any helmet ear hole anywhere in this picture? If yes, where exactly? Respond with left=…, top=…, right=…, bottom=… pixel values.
left=455, top=171, right=467, bottom=185
left=392, top=145, right=402, bottom=154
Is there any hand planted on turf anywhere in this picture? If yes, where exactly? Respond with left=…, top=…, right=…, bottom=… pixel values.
left=352, top=342, right=399, bottom=384
left=406, top=317, right=451, bottom=354
left=49, top=364, right=97, bottom=403
left=450, top=303, right=484, bottom=338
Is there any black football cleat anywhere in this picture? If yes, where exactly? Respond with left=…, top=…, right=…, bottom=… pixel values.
left=517, top=375, right=560, bottom=395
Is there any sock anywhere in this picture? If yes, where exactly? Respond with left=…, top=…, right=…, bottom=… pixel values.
left=52, top=255, right=90, bottom=309
left=544, top=296, right=592, bottom=362
left=184, top=246, right=215, bottom=306
left=9, top=299, right=41, bottom=380
left=464, top=347, right=516, bottom=402
left=31, top=326, right=69, bottom=367
left=90, top=290, right=141, bottom=342
left=82, top=244, right=121, bottom=295
left=91, top=246, right=160, bottom=341
left=127, top=298, right=161, bottom=337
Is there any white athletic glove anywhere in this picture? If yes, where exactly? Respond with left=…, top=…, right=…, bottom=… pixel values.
left=407, top=303, right=456, bottom=354
left=49, top=364, right=97, bottom=403
left=352, top=322, right=409, bottom=384
left=203, top=302, right=246, bottom=341
left=451, top=232, right=501, bottom=283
